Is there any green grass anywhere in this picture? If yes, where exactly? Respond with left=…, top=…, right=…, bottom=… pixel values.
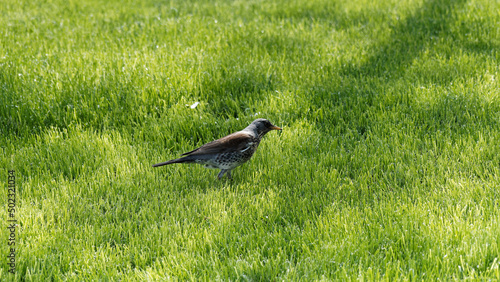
left=1, top=0, right=500, bottom=280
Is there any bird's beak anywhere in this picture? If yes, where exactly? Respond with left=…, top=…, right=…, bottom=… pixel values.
left=271, top=126, right=282, bottom=131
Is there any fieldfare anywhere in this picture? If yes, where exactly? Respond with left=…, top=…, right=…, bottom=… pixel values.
left=153, top=118, right=282, bottom=179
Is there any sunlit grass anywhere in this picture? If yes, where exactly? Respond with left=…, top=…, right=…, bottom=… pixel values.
left=1, top=0, right=499, bottom=280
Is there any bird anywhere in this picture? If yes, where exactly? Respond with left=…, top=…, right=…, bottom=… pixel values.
left=153, top=118, right=282, bottom=179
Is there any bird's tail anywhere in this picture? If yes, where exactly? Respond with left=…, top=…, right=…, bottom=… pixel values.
left=152, top=157, right=193, bottom=167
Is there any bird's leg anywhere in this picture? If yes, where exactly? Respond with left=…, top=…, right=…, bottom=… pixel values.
left=218, top=169, right=227, bottom=180
left=227, top=170, right=232, bottom=180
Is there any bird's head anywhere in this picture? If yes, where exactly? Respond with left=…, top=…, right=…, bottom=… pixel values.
left=245, top=118, right=282, bottom=137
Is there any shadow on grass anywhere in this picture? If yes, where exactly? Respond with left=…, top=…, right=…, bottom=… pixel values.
left=305, top=0, right=498, bottom=131
left=338, top=0, right=468, bottom=79
left=198, top=65, right=275, bottom=119
left=260, top=0, right=372, bottom=30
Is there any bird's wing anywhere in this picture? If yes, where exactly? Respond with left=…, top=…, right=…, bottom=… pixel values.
left=181, top=132, right=254, bottom=156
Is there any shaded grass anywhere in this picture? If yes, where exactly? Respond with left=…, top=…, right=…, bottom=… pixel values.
left=1, top=0, right=500, bottom=280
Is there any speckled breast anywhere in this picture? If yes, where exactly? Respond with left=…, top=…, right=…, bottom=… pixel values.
left=214, top=137, right=261, bottom=169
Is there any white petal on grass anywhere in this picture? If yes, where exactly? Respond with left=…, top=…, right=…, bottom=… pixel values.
left=190, top=102, right=200, bottom=109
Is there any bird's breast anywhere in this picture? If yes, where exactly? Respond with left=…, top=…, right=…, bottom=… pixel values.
left=213, top=137, right=261, bottom=169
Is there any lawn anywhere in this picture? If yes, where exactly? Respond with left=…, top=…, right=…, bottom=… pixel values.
left=1, top=0, right=500, bottom=280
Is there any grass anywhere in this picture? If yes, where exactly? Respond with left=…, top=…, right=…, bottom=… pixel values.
left=1, top=0, right=499, bottom=280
